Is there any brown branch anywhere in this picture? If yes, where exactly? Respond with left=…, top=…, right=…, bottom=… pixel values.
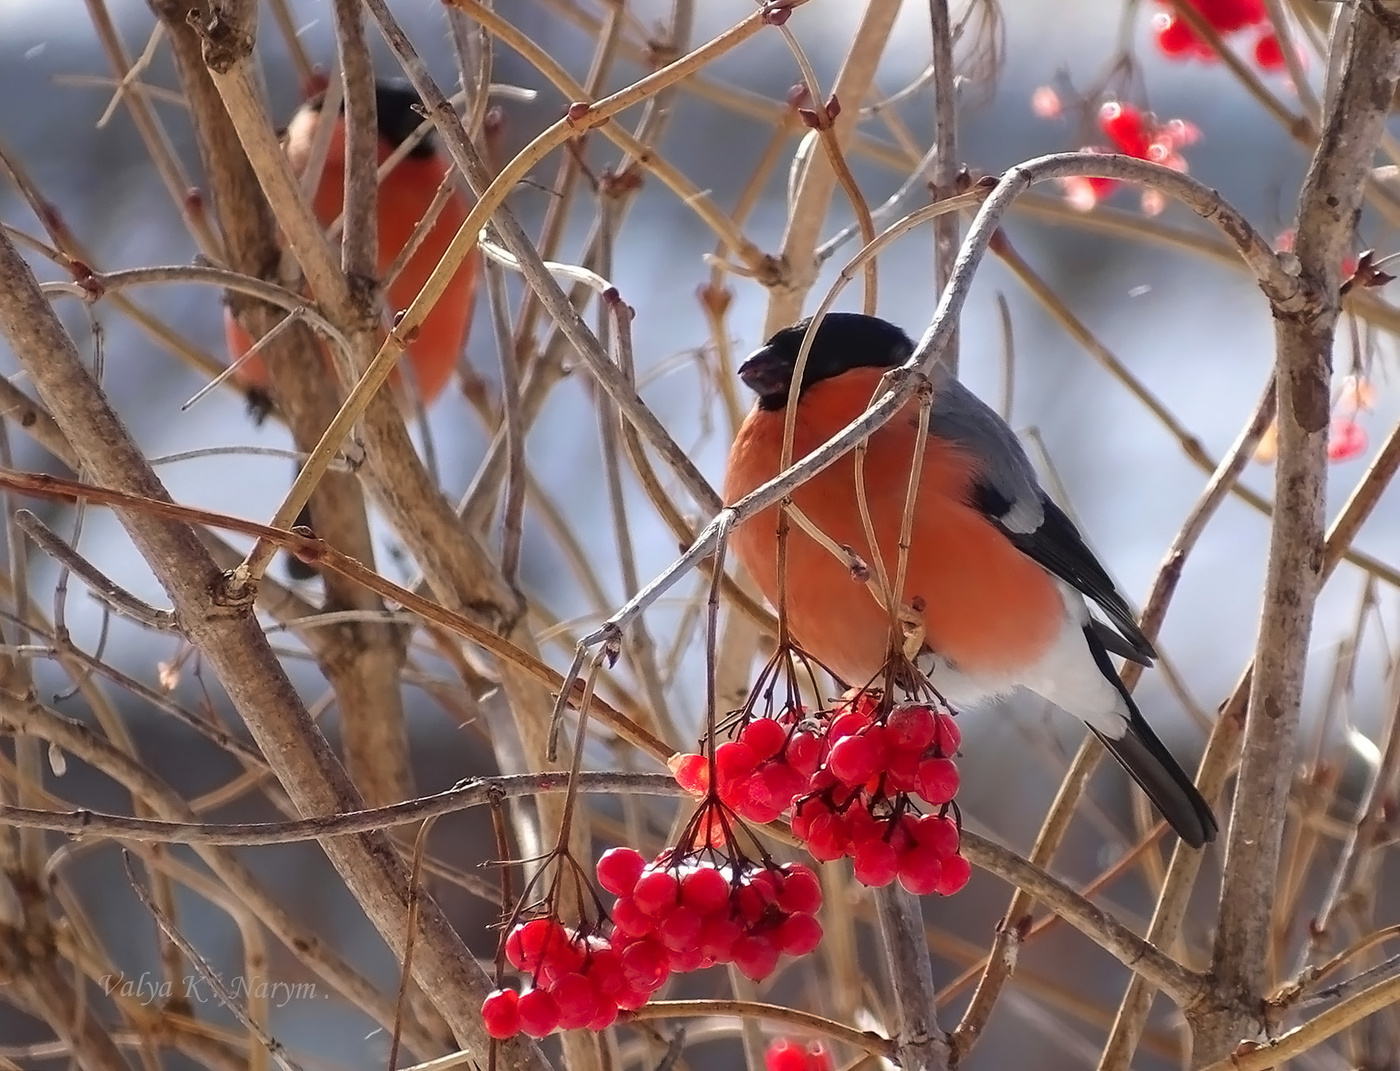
left=0, top=771, right=681, bottom=844
left=0, top=686, right=442, bottom=1053
left=926, top=0, right=960, bottom=375
left=152, top=1, right=414, bottom=810
left=1203, top=5, right=1400, bottom=1063
left=0, top=224, right=547, bottom=1068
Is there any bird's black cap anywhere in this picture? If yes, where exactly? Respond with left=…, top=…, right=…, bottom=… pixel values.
left=737, top=312, right=915, bottom=411
left=304, top=79, right=437, bottom=159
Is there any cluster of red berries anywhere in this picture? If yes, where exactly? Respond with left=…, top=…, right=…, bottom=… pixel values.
left=1051, top=100, right=1200, bottom=214
left=671, top=704, right=820, bottom=824
left=672, top=690, right=971, bottom=896
left=789, top=692, right=971, bottom=895
left=1149, top=0, right=1286, bottom=72
left=604, top=847, right=824, bottom=982
left=766, top=1038, right=834, bottom=1071
left=481, top=917, right=636, bottom=1039
left=482, top=846, right=826, bottom=1039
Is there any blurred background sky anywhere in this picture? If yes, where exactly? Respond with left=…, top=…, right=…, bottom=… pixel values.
left=0, top=1, right=1396, bottom=1068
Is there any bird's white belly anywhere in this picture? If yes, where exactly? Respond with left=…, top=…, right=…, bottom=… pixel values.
left=913, top=582, right=1129, bottom=739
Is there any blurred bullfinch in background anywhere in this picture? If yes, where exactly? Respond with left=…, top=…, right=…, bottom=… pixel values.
left=723, top=313, right=1217, bottom=849
left=223, top=79, right=479, bottom=578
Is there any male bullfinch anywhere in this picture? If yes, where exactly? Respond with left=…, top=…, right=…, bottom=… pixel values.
left=224, top=80, right=479, bottom=577
left=723, top=313, right=1217, bottom=849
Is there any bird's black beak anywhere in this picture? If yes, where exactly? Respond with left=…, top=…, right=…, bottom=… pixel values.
left=737, top=345, right=794, bottom=403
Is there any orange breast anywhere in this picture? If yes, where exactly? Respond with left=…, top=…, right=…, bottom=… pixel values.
left=724, top=369, right=1064, bottom=684
left=228, top=115, right=478, bottom=409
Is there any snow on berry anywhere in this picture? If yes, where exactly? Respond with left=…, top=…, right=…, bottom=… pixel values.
left=482, top=988, right=521, bottom=1039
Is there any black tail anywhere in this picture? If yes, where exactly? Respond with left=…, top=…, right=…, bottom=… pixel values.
left=1084, top=627, right=1218, bottom=848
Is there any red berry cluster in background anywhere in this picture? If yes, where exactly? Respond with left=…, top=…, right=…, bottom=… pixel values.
left=482, top=840, right=826, bottom=1039
left=672, top=688, right=971, bottom=896
left=766, top=1037, right=834, bottom=1071
left=1254, top=372, right=1375, bottom=466
left=1051, top=100, right=1200, bottom=215
left=1149, top=0, right=1286, bottom=72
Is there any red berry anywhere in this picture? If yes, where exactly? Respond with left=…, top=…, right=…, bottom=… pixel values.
left=887, top=704, right=937, bottom=751
left=852, top=839, right=900, bottom=888
left=828, top=710, right=869, bottom=742
left=935, top=853, right=972, bottom=896
left=618, top=936, right=670, bottom=992
left=680, top=865, right=732, bottom=915
left=587, top=1000, right=619, bottom=1031
left=911, top=813, right=961, bottom=857
left=843, top=803, right=881, bottom=847
left=587, top=947, right=626, bottom=996
left=1252, top=32, right=1285, bottom=70
left=715, top=740, right=759, bottom=781
left=698, top=915, right=743, bottom=962
left=553, top=972, right=603, bottom=1031
left=828, top=734, right=882, bottom=786
left=734, top=875, right=778, bottom=923
left=1207, top=0, right=1265, bottom=32
left=742, top=716, right=789, bottom=760
left=886, top=749, right=921, bottom=793
left=774, top=912, right=824, bottom=956
left=1152, top=12, right=1197, bottom=57
left=1329, top=417, right=1368, bottom=462
left=776, top=866, right=824, bottom=914
left=1098, top=101, right=1151, bottom=158
left=806, top=1041, right=834, bottom=1071
left=597, top=847, right=647, bottom=896
left=669, top=752, right=709, bottom=795
left=611, top=895, right=655, bottom=937
left=669, top=944, right=707, bottom=973
left=632, top=870, right=681, bottom=916
left=766, top=762, right=809, bottom=806
left=933, top=712, right=962, bottom=754
left=482, top=988, right=521, bottom=1039
left=800, top=811, right=847, bottom=862
left=505, top=918, right=565, bottom=971
left=916, top=756, right=961, bottom=805
left=897, top=845, right=944, bottom=895
left=786, top=730, right=823, bottom=776
left=733, top=934, right=781, bottom=980
left=766, top=1039, right=809, bottom=1071
left=658, top=905, right=704, bottom=952
left=517, top=987, right=561, bottom=1037
left=741, top=764, right=802, bottom=823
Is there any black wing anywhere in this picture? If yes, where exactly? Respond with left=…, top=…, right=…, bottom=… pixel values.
left=972, top=483, right=1157, bottom=666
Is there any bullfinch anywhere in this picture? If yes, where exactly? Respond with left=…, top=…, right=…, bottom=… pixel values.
left=223, top=79, right=479, bottom=578
left=723, top=312, right=1217, bottom=849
